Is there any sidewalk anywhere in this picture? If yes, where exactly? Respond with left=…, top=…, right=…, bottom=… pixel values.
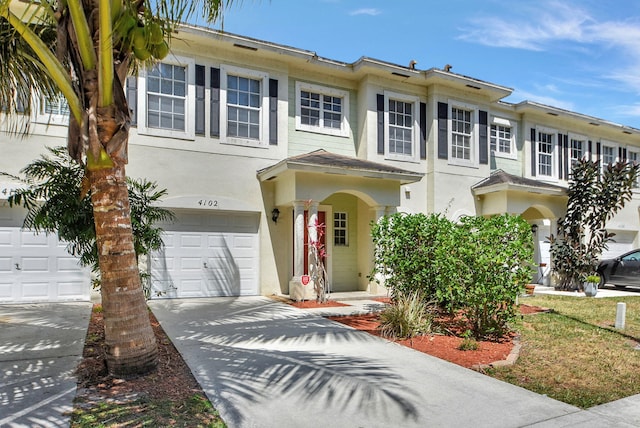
left=0, top=302, right=93, bottom=428
left=149, top=296, right=640, bottom=428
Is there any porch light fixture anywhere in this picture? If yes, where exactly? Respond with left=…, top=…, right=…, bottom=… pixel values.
left=531, top=224, right=538, bottom=234
left=271, top=208, right=280, bottom=223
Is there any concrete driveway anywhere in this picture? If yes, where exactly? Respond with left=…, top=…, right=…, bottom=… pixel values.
left=149, top=296, right=637, bottom=428
left=0, top=302, right=92, bottom=428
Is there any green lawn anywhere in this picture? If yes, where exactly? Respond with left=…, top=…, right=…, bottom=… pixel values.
left=487, top=294, right=640, bottom=408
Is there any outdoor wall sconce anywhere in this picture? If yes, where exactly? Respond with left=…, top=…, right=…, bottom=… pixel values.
left=531, top=224, right=538, bottom=234
left=271, top=208, right=280, bottom=223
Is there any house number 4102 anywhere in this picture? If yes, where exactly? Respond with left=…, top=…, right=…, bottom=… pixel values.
left=198, top=199, right=218, bottom=207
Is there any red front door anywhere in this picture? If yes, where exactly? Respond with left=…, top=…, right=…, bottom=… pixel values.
left=303, top=210, right=326, bottom=275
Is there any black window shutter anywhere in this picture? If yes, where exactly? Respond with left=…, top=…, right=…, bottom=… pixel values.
left=269, top=79, right=278, bottom=145
left=557, top=133, right=564, bottom=180
left=596, top=142, right=601, bottom=159
left=479, top=110, right=488, bottom=165
left=622, top=148, right=627, bottom=162
left=437, top=102, right=448, bottom=159
left=419, top=102, right=427, bottom=159
left=210, top=67, right=220, bottom=138
left=588, top=140, right=592, bottom=159
left=377, top=94, right=385, bottom=154
left=126, top=76, right=137, bottom=126
left=195, top=65, right=205, bottom=136
left=530, top=128, right=537, bottom=177
left=563, top=134, right=569, bottom=179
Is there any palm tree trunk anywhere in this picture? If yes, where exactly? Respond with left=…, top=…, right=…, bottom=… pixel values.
left=89, top=164, right=158, bottom=376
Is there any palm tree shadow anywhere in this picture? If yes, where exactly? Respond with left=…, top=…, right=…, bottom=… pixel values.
left=151, top=298, right=420, bottom=427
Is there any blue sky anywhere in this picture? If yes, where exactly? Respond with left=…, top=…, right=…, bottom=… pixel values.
left=209, top=0, right=640, bottom=129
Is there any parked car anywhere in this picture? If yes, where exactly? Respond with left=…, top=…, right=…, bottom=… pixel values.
left=597, top=249, right=640, bottom=288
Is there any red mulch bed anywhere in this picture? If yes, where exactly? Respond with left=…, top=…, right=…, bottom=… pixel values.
left=75, top=304, right=207, bottom=401
left=327, top=304, right=546, bottom=369
left=288, top=299, right=351, bottom=309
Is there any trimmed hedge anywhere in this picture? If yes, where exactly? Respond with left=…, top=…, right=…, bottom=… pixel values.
left=371, top=213, right=534, bottom=338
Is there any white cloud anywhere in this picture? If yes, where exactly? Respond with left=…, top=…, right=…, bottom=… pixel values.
left=349, top=8, right=381, bottom=16
left=459, top=1, right=640, bottom=92
left=458, top=1, right=593, bottom=50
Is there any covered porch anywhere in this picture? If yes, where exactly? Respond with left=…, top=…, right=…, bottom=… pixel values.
left=472, top=170, right=568, bottom=283
left=257, top=150, right=423, bottom=298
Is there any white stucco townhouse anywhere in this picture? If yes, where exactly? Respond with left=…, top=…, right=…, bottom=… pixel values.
left=1, top=25, right=639, bottom=303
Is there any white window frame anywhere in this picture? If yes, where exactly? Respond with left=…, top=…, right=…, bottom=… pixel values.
left=295, top=81, right=349, bottom=137
left=534, top=126, right=558, bottom=180
left=568, top=133, right=587, bottom=166
left=137, top=55, right=195, bottom=140
left=600, top=140, right=619, bottom=169
left=220, top=64, right=270, bottom=148
left=34, top=93, right=69, bottom=126
left=383, top=91, right=420, bottom=162
left=448, top=100, right=479, bottom=167
left=627, top=147, right=640, bottom=189
left=333, top=212, right=348, bottom=246
left=490, top=117, right=516, bottom=160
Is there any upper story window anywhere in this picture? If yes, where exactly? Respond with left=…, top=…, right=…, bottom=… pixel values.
left=334, top=212, right=348, bottom=246
left=137, top=56, right=195, bottom=139
left=147, top=63, right=186, bottom=132
left=227, top=75, right=260, bottom=139
left=35, top=94, right=69, bottom=125
left=448, top=101, right=478, bottom=167
left=569, top=136, right=586, bottom=166
left=628, top=149, right=639, bottom=188
left=535, top=128, right=556, bottom=178
left=452, top=107, right=472, bottom=160
left=220, top=65, right=269, bottom=147
left=601, top=141, right=618, bottom=167
left=295, top=82, right=349, bottom=137
left=389, top=99, right=413, bottom=156
left=383, top=91, right=419, bottom=161
left=489, top=117, right=516, bottom=159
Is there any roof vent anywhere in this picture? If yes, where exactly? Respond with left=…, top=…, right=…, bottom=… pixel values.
left=233, top=43, right=258, bottom=51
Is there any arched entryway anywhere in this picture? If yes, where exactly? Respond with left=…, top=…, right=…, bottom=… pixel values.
left=257, top=150, right=423, bottom=297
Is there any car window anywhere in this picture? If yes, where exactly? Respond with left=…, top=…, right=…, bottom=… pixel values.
left=621, top=251, right=640, bottom=261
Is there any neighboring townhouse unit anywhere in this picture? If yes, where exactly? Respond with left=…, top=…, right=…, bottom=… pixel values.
left=1, top=25, right=639, bottom=303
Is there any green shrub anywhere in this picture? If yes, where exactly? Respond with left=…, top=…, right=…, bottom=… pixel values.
left=378, top=291, right=434, bottom=339
left=371, top=212, right=534, bottom=340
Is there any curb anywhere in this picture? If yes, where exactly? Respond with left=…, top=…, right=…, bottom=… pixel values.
left=471, top=336, right=522, bottom=372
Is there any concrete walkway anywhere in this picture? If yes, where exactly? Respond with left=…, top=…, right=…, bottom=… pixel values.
left=149, top=296, right=640, bottom=428
left=0, top=302, right=92, bottom=428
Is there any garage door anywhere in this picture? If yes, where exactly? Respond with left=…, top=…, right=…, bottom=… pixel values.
left=0, top=206, right=90, bottom=303
left=149, top=210, right=260, bottom=298
left=602, top=230, right=637, bottom=260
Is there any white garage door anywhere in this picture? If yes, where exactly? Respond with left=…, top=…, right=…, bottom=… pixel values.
left=602, top=230, right=637, bottom=259
left=150, top=210, right=260, bottom=298
left=0, top=206, right=90, bottom=303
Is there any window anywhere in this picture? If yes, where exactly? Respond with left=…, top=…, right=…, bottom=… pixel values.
left=147, top=63, right=186, bottom=131
left=389, top=99, right=413, bottom=156
left=628, top=149, right=639, bottom=188
left=137, top=56, right=195, bottom=139
left=227, top=75, right=260, bottom=139
left=383, top=91, right=419, bottom=161
left=35, top=94, right=69, bottom=125
left=334, top=212, right=348, bottom=246
left=44, top=95, right=70, bottom=117
left=537, top=131, right=555, bottom=177
left=451, top=107, right=472, bottom=161
left=570, top=137, right=586, bottom=165
left=295, top=82, right=349, bottom=137
left=220, top=65, right=269, bottom=147
left=601, top=143, right=617, bottom=166
left=490, top=124, right=512, bottom=156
